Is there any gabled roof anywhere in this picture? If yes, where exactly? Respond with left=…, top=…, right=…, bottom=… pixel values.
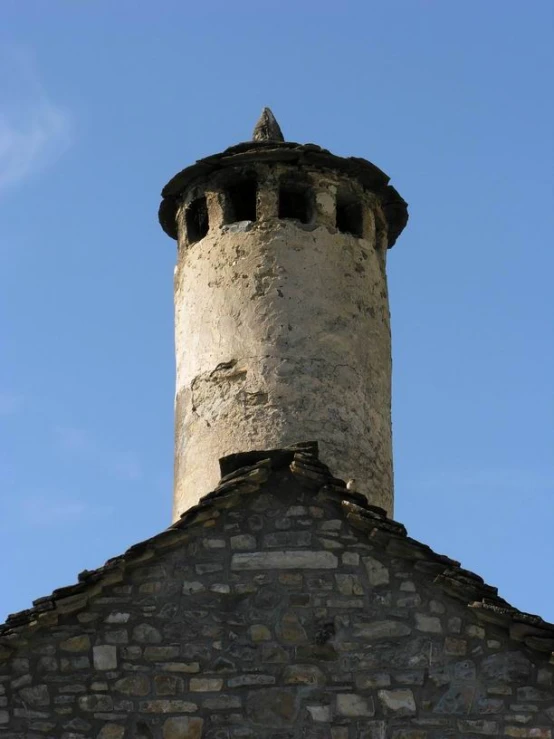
left=1, top=442, right=553, bottom=659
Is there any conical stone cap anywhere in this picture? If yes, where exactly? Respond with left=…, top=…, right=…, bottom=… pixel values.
left=252, top=107, right=285, bottom=142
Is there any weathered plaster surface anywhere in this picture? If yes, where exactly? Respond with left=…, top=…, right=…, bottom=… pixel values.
left=173, top=167, right=393, bottom=519
left=1, top=470, right=553, bottom=738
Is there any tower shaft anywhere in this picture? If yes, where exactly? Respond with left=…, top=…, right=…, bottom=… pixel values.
left=159, top=113, right=407, bottom=520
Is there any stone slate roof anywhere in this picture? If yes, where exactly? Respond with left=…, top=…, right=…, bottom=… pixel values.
left=158, top=140, right=408, bottom=248
left=1, top=442, right=553, bottom=659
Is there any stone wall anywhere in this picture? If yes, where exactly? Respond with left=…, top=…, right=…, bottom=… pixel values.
left=1, top=462, right=553, bottom=738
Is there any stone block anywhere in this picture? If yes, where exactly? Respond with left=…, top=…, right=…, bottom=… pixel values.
left=342, top=552, right=360, bottom=565
left=445, top=637, right=467, bottom=655
left=517, top=686, right=552, bottom=702
left=93, top=645, right=117, bottom=671
left=433, top=684, right=475, bottom=714
left=336, top=693, right=375, bottom=717
left=415, top=614, right=442, bottom=633
left=448, top=616, right=462, bottom=633
left=360, top=722, right=386, bottom=739
left=189, top=678, right=223, bottom=692
left=155, top=662, right=200, bottom=672
left=377, top=689, right=416, bottom=716
left=307, top=704, right=331, bottom=722
left=154, top=675, right=183, bottom=695
left=114, top=675, right=150, bottom=696
left=283, top=664, right=326, bottom=686
left=466, top=624, right=485, bottom=639
left=355, top=673, right=391, bottom=689
left=78, top=694, right=114, bottom=712
left=481, top=652, right=532, bottom=682
left=246, top=688, right=298, bottom=727
left=38, top=656, right=58, bottom=672
left=249, top=624, right=272, bottom=641
left=139, top=700, right=197, bottom=713
left=354, top=620, right=411, bottom=639
left=18, top=684, right=50, bottom=707
left=97, top=725, right=125, bottom=739
left=133, top=623, right=162, bottom=643
left=61, top=655, right=90, bottom=671
left=11, top=658, right=29, bottom=674
left=335, top=574, right=363, bottom=595
left=202, top=694, right=241, bottom=710
left=202, top=538, right=225, bottom=549
left=105, top=611, right=131, bottom=624
left=457, top=719, right=498, bottom=734
left=210, top=583, right=231, bottom=593
left=263, top=531, right=312, bottom=547
left=144, top=646, right=180, bottom=660
left=104, top=629, right=128, bottom=644
left=230, top=534, right=256, bottom=550
left=231, top=550, right=338, bottom=570
left=163, top=717, right=204, bottom=739
left=278, top=611, right=308, bottom=644
left=182, top=581, right=205, bottom=595
left=364, top=556, right=389, bottom=586
left=227, top=674, right=275, bottom=687
left=122, top=645, right=142, bottom=660
left=430, top=599, right=446, bottom=613
left=60, top=635, right=91, bottom=652
left=65, top=717, right=92, bottom=732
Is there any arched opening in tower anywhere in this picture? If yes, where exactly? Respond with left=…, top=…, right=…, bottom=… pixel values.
left=224, top=179, right=258, bottom=223
left=278, top=181, right=314, bottom=225
left=336, top=190, right=363, bottom=237
left=185, top=196, right=209, bottom=243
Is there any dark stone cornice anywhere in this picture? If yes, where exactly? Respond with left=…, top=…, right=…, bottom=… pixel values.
left=158, top=141, right=408, bottom=248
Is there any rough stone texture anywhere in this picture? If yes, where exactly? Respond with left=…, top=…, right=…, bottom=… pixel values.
left=1, top=451, right=553, bottom=738
left=173, top=163, right=394, bottom=517
left=252, top=107, right=285, bottom=142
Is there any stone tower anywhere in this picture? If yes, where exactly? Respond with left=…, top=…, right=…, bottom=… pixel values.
left=159, top=109, right=408, bottom=520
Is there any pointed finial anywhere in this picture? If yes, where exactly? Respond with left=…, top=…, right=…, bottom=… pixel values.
left=252, top=107, right=285, bottom=142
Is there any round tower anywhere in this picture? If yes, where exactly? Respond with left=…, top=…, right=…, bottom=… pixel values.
left=159, top=109, right=408, bottom=521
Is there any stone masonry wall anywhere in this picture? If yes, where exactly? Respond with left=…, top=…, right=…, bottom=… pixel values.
left=1, top=468, right=553, bottom=738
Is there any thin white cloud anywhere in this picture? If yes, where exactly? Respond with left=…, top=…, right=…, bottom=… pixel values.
left=0, top=46, right=72, bottom=193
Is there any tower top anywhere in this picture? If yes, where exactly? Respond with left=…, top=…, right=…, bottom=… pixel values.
left=252, top=107, right=285, bottom=142
left=158, top=113, right=408, bottom=247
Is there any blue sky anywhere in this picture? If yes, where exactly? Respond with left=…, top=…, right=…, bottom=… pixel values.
left=1, top=1, right=553, bottom=624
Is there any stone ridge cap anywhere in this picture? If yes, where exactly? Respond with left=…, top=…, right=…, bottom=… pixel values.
left=158, top=140, right=408, bottom=248
left=1, top=445, right=553, bottom=659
